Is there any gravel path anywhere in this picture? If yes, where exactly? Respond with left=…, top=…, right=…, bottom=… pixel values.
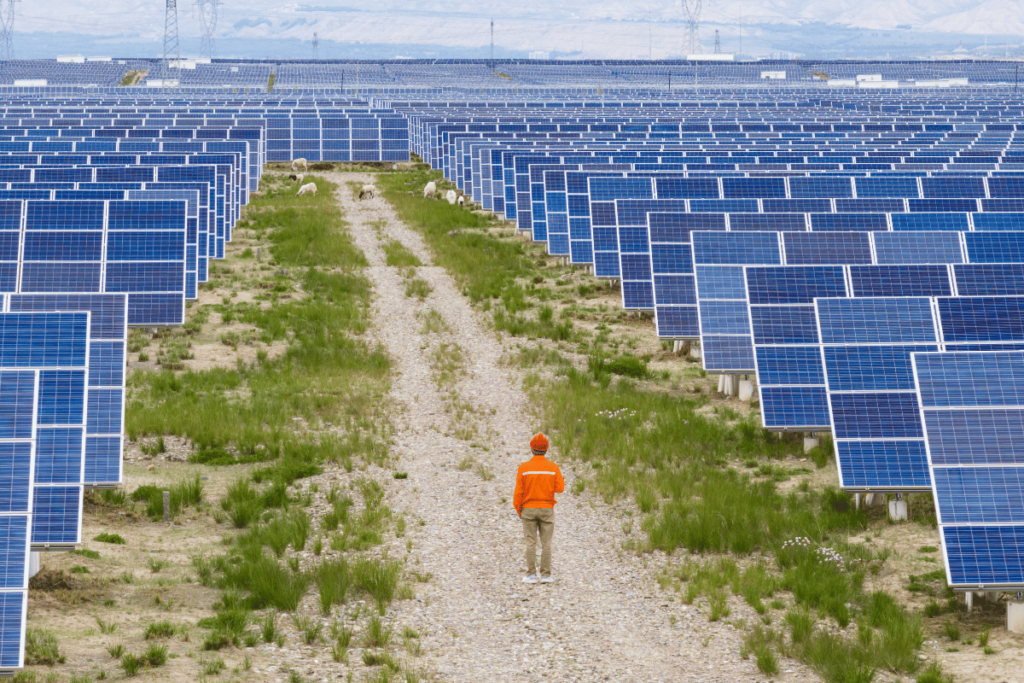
left=328, top=172, right=822, bottom=683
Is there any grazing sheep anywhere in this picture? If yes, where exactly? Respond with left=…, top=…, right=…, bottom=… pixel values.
left=296, top=182, right=317, bottom=197
left=295, top=173, right=304, bottom=185
left=288, top=174, right=297, bottom=181
left=359, top=185, right=376, bottom=200
left=457, top=195, right=465, bottom=206
left=291, top=158, right=308, bottom=172
left=446, top=190, right=457, bottom=205
left=423, top=181, right=437, bottom=198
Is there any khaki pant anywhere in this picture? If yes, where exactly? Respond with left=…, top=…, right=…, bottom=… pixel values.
left=521, top=507, right=555, bottom=577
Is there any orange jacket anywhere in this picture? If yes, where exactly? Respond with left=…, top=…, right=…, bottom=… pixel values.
left=513, top=455, right=564, bottom=515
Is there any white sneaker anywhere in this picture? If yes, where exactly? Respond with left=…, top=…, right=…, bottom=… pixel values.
left=539, top=576, right=554, bottom=584
left=522, top=574, right=538, bottom=584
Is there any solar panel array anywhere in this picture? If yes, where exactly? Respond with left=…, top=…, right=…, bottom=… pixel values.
left=0, top=58, right=1023, bottom=671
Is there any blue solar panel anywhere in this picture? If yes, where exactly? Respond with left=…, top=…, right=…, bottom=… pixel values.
left=955, top=264, right=1024, bottom=296
left=915, top=350, right=1024, bottom=588
left=818, top=297, right=939, bottom=491
left=849, top=265, right=953, bottom=297
left=0, top=312, right=88, bottom=549
left=6, top=295, right=127, bottom=487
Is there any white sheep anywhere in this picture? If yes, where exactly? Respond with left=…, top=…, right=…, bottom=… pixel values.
left=457, top=195, right=465, bottom=207
left=423, top=181, right=436, bottom=198
left=295, top=173, right=304, bottom=185
left=291, top=158, right=308, bottom=172
left=296, top=182, right=317, bottom=197
left=359, top=185, right=376, bottom=200
left=446, top=189, right=457, bottom=205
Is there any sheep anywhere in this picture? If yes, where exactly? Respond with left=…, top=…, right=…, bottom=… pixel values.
left=446, top=189, right=457, bottom=205
left=291, top=158, right=308, bottom=172
left=296, top=182, right=317, bottom=197
left=458, top=195, right=465, bottom=207
left=359, top=185, right=376, bottom=200
left=295, top=173, right=304, bottom=185
left=423, top=181, right=436, bottom=198
left=288, top=174, right=297, bottom=181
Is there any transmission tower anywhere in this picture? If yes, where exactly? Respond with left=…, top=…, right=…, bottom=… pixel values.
left=714, top=29, right=720, bottom=53
left=0, top=0, right=18, bottom=61
left=681, top=0, right=701, bottom=54
left=195, top=0, right=218, bottom=58
left=312, top=32, right=319, bottom=59
left=163, top=0, right=180, bottom=89
left=490, top=19, right=494, bottom=70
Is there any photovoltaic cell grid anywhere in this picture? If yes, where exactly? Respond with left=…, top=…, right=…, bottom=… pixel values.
left=0, top=311, right=89, bottom=549
left=695, top=230, right=1024, bottom=375
left=0, top=369, right=36, bottom=672
left=818, top=295, right=1024, bottom=494
left=819, top=297, right=939, bottom=490
left=756, top=273, right=1024, bottom=435
left=5, top=294, right=127, bottom=488
left=2, top=200, right=187, bottom=326
left=914, top=350, right=1024, bottom=589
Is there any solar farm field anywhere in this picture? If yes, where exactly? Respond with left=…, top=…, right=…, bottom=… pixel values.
left=0, top=58, right=1023, bottom=683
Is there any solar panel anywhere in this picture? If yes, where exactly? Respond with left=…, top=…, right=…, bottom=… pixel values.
left=0, top=368, right=35, bottom=673
left=6, top=294, right=126, bottom=487
left=0, top=312, right=88, bottom=549
left=819, top=297, right=937, bottom=490
left=914, top=350, right=1024, bottom=589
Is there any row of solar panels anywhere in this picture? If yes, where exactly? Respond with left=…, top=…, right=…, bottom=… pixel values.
left=417, top=114, right=1024, bottom=167
left=0, top=106, right=287, bottom=673
left=439, top=138, right=1024, bottom=208
left=436, top=132, right=1024, bottom=183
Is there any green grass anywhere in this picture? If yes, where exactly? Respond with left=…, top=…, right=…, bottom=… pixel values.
left=129, top=473, right=204, bottom=520
left=377, top=170, right=532, bottom=303
left=361, top=616, right=392, bottom=648
left=542, top=370, right=863, bottom=555
left=353, top=559, right=403, bottom=615
left=144, top=621, right=177, bottom=639
left=24, top=629, right=65, bottom=666
left=127, top=176, right=389, bottom=470
left=383, top=240, right=422, bottom=267
left=93, top=533, right=126, bottom=545
left=315, top=558, right=351, bottom=614
left=405, top=277, right=433, bottom=300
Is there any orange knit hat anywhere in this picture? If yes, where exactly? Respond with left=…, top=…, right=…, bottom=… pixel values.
left=530, top=433, right=549, bottom=453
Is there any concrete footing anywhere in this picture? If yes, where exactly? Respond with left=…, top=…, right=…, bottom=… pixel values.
left=718, top=375, right=756, bottom=402
left=29, top=552, right=39, bottom=578
left=804, top=436, right=820, bottom=454
left=1009, top=601, right=1024, bottom=633
left=690, top=346, right=702, bottom=360
left=862, top=493, right=885, bottom=508
left=966, top=590, right=998, bottom=612
left=888, top=499, right=908, bottom=521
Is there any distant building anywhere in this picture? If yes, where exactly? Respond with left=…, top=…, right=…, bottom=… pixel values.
left=529, top=51, right=550, bottom=60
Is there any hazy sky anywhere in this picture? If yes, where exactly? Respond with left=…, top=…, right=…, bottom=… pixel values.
left=12, top=1, right=1024, bottom=59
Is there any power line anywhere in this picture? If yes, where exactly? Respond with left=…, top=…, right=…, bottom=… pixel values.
left=0, top=0, right=17, bottom=60
left=681, top=0, right=701, bottom=54
left=163, top=0, right=180, bottom=90
left=195, top=0, right=218, bottom=59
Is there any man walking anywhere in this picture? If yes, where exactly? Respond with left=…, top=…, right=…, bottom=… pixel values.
left=513, top=433, right=564, bottom=584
